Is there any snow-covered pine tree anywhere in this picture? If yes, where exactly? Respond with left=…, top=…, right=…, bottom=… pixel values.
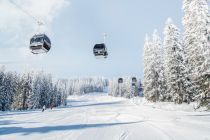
left=143, top=32, right=162, bottom=102
left=108, top=80, right=119, bottom=97
left=0, top=67, right=6, bottom=111
left=2, top=72, right=18, bottom=110
left=195, top=14, right=210, bottom=106
left=55, top=81, right=62, bottom=106
left=52, top=84, right=59, bottom=107
left=27, top=72, right=41, bottom=109
left=0, top=70, right=17, bottom=111
left=45, top=74, right=54, bottom=107
left=12, top=73, right=31, bottom=110
left=183, top=0, right=210, bottom=105
left=154, top=32, right=167, bottom=102
left=164, top=18, right=187, bottom=104
left=23, top=72, right=33, bottom=110
left=57, top=79, right=68, bottom=106
left=143, top=35, right=154, bottom=101
left=152, top=30, right=164, bottom=102
left=39, top=73, right=53, bottom=108
left=68, top=80, right=75, bottom=95
left=121, top=77, right=132, bottom=98
left=20, top=72, right=32, bottom=110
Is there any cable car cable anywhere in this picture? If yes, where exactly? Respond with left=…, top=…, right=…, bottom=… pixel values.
left=103, top=33, right=107, bottom=43
left=8, top=0, right=44, bottom=26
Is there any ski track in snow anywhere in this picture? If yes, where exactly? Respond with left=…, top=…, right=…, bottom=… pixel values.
left=119, top=131, right=129, bottom=140
left=0, top=93, right=210, bottom=140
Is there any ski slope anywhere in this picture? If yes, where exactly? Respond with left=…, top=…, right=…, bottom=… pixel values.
left=0, top=93, right=210, bottom=140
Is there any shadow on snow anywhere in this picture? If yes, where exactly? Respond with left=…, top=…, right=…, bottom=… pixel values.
left=0, top=121, right=143, bottom=136
left=0, top=120, right=38, bottom=126
left=0, top=110, right=41, bottom=117
left=69, top=101, right=123, bottom=108
left=186, top=114, right=210, bottom=117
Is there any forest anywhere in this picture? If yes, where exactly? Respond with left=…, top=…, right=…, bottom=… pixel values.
left=143, top=0, right=210, bottom=108
left=0, top=66, right=108, bottom=111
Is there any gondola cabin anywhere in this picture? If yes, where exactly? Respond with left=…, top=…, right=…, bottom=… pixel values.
left=30, top=34, right=51, bottom=54
left=118, top=78, right=123, bottom=84
left=132, top=77, right=137, bottom=83
left=93, top=43, right=108, bottom=59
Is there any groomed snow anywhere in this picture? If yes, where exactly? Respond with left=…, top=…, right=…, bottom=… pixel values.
left=0, top=93, right=210, bottom=140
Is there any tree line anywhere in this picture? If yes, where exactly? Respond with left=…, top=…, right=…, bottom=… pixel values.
left=0, top=67, right=68, bottom=111
left=143, top=0, right=210, bottom=108
left=0, top=66, right=108, bottom=111
left=68, top=77, right=108, bottom=95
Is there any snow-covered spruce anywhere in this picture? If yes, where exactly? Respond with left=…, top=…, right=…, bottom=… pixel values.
left=183, top=0, right=210, bottom=106
left=163, top=18, right=192, bottom=104
left=143, top=35, right=153, bottom=101
left=143, top=30, right=166, bottom=102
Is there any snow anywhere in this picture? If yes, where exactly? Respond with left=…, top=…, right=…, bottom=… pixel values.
left=0, top=93, right=210, bottom=140
left=132, top=97, right=208, bottom=112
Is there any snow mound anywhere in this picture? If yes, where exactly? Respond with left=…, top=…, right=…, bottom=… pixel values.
left=131, top=97, right=208, bottom=112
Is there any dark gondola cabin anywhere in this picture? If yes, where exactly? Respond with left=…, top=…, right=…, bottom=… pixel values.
left=30, top=34, right=51, bottom=54
left=118, top=78, right=123, bottom=84
left=93, top=43, right=108, bottom=59
left=132, top=77, right=137, bottom=83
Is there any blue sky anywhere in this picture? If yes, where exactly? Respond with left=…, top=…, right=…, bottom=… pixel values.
left=0, top=0, right=184, bottom=79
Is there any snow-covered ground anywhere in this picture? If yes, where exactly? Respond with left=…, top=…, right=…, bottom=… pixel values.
left=0, top=93, right=210, bottom=140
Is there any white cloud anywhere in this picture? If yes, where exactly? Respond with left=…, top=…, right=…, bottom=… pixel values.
left=0, top=0, right=69, bottom=32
